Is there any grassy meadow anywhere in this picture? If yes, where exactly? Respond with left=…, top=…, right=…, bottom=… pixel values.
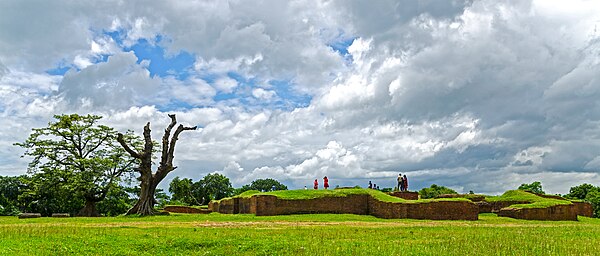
left=1, top=213, right=600, bottom=255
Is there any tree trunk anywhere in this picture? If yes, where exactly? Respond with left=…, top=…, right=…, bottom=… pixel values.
left=77, top=198, right=101, bottom=217
left=126, top=170, right=157, bottom=215
left=118, top=114, right=197, bottom=216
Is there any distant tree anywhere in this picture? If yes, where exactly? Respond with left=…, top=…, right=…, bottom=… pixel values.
left=169, top=177, right=200, bottom=205
left=245, top=178, right=288, bottom=192
left=566, top=183, right=600, bottom=218
left=117, top=114, right=196, bottom=215
left=199, top=173, right=234, bottom=201
left=518, top=181, right=545, bottom=194
left=18, top=172, right=84, bottom=216
left=565, top=183, right=597, bottom=200
left=586, top=190, right=600, bottom=218
left=15, top=114, right=138, bottom=216
left=0, top=175, right=27, bottom=216
left=381, top=187, right=393, bottom=193
left=419, top=184, right=458, bottom=199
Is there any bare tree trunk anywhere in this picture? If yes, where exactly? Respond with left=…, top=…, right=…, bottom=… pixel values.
left=77, top=198, right=101, bottom=217
left=118, top=114, right=196, bottom=216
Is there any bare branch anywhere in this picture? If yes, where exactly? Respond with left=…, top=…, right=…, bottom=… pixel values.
left=117, top=133, right=141, bottom=159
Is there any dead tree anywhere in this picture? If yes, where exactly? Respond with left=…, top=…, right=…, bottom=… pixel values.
left=117, top=114, right=197, bottom=215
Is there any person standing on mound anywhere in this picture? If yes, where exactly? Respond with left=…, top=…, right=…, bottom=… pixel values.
left=314, top=179, right=319, bottom=190
left=323, top=176, right=329, bottom=189
left=403, top=174, right=408, bottom=191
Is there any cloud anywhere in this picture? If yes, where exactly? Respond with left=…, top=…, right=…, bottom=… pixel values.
left=2, top=0, right=600, bottom=196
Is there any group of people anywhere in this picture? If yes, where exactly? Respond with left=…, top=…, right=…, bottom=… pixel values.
left=311, top=176, right=329, bottom=190
left=367, top=181, right=379, bottom=190
left=397, top=173, right=408, bottom=191
left=306, top=174, right=408, bottom=191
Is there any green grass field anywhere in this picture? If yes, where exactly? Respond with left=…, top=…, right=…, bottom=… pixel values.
left=1, top=213, right=599, bottom=255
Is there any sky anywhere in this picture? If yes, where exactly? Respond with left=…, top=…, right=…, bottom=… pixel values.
left=1, top=0, right=600, bottom=195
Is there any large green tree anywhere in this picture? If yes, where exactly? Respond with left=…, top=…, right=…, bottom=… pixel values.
left=419, top=184, right=458, bottom=199
left=237, top=178, right=288, bottom=193
left=169, top=176, right=199, bottom=205
left=15, top=114, right=138, bottom=216
left=168, top=174, right=234, bottom=206
left=518, top=181, right=545, bottom=194
left=117, top=114, right=196, bottom=215
left=566, top=183, right=600, bottom=218
left=199, top=173, right=234, bottom=201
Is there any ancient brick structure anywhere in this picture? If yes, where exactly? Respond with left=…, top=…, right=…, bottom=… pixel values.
left=388, top=191, right=419, bottom=200
left=209, top=194, right=479, bottom=220
left=572, top=201, right=593, bottom=217
left=497, top=204, right=578, bottom=221
left=163, top=206, right=211, bottom=214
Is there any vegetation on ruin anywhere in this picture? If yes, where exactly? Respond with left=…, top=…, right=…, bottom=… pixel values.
left=215, top=188, right=469, bottom=204
left=1, top=213, right=600, bottom=255
left=486, top=190, right=572, bottom=209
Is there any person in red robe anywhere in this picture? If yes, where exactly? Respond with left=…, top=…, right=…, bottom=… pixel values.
left=323, top=176, right=329, bottom=189
left=313, top=179, right=318, bottom=190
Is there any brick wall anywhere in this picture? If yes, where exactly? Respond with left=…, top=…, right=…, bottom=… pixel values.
left=252, top=194, right=370, bottom=216
left=163, top=206, right=211, bottom=214
left=388, top=191, right=419, bottom=200
left=497, top=204, right=578, bottom=221
left=572, top=201, right=593, bottom=217
left=368, top=198, right=478, bottom=220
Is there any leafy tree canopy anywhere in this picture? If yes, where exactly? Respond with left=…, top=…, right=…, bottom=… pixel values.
left=518, top=181, right=545, bottom=194
left=244, top=178, right=288, bottom=193
left=15, top=114, right=139, bottom=216
left=419, top=184, right=458, bottom=199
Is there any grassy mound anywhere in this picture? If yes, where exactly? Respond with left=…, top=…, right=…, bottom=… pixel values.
left=485, top=190, right=572, bottom=209
left=218, top=189, right=468, bottom=204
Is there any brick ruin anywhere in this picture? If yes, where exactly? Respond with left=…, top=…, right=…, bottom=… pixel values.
left=208, top=194, right=479, bottom=220
left=437, top=193, right=594, bottom=220
left=162, top=191, right=594, bottom=221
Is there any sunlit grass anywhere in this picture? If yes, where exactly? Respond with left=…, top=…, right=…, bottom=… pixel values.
left=486, top=190, right=572, bottom=209
left=1, top=214, right=599, bottom=255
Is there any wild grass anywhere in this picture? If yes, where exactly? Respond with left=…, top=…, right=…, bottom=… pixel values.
left=486, top=190, right=572, bottom=209
left=225, top=188, right=468, bottom=204
left=1, top=213, right=599, bottom=255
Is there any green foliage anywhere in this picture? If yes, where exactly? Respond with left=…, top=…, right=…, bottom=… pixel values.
left=586, top=190, right=600, bottom=218
left=168, top=177, right=199, bottom=205
left=219, top=188, right=467, bottom=204
left=166, top=173, right=234, bottom=205
left=96, top=185, right=135, bottom=216
left=565, top=183, right=598, bottom=200
left=0, top=176, right=27, bottom=216
left=200, top=173, right=234, bottom=201
left=518, top=181, right=545, bottom=194
left=238, top=178, right=288, bottom=193
left=418, top=184, right=458, bottom=199
left=14, top=114, right=140, bottom=215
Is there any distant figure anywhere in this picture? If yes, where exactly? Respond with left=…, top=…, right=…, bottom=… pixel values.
left=373, top=184, right=377, bottom=190
left=323, top=176, right=329, bottom=190
left=368, top=181, right=372, bottom=189
left=403, top=175, right=408, bottom=191
left=397, top=173, right=402, bottom=191
left=304, top=186, right=307, bottom=190
left=376, top=186, right=380, bottom=190
left=272, top=185, right=276, bottom=191
left=314, top=179, right=319, bottom=190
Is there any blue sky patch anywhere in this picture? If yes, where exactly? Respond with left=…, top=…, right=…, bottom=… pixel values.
left=125, top=37, right=195, bottom=79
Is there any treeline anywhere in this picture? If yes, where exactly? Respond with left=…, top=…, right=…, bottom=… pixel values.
left=0, top=173, right=287, bottom=216
left=418, top=181, right=600, bottom=217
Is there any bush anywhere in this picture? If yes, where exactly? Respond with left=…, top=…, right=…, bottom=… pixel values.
left=419, top=184, right=458, bottom=199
